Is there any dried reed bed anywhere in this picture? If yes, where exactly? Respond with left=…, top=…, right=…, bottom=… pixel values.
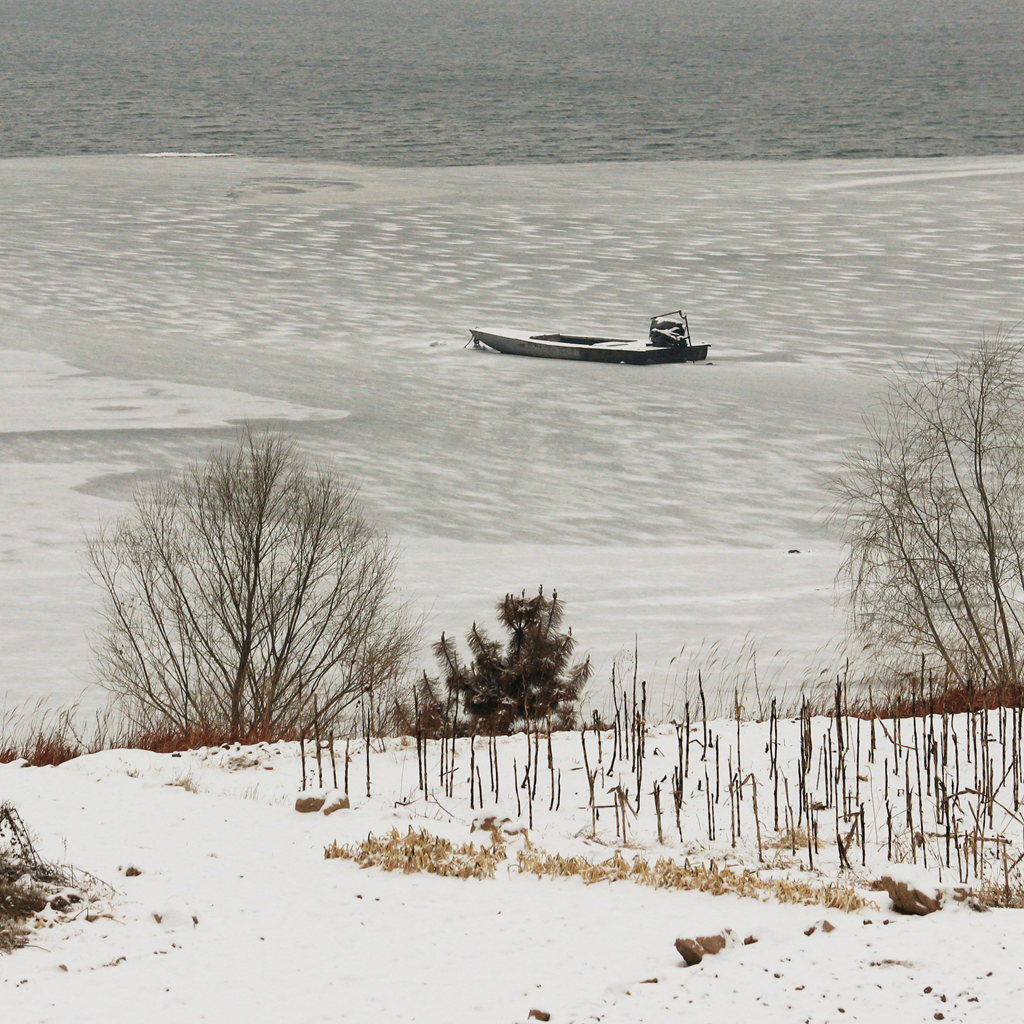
left=515, top=846, right=869, bottom=910
left=8, top=647, right=1024, bottom=904
left=327, top=659, right=1024, bottom=902
left=325, top=827, right=871, bottom=911
left=324, top=828, right=505, bottom=880
left=0, top=701, right=88, bottom=766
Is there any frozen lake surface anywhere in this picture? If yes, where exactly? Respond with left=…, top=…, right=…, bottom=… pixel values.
left=2, top=154, right=1023, bottom=712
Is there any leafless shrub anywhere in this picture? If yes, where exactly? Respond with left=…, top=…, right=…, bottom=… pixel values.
left=87, top=428, right=419, bottom=743
left=835, top=332, right=1024, bottom=691
left=1, top=805, right=55, bottom=952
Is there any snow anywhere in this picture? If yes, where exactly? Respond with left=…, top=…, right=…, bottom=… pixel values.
left=4, top=721, right=1024, bottom=1022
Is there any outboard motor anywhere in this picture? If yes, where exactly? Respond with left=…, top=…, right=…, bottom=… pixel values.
left=649, top=313, right=691, bottom=349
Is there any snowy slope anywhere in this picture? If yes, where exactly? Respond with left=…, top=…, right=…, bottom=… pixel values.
left=4, top=719, right=1024, bottom=1023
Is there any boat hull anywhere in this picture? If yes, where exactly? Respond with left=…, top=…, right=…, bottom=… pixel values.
left=470, top=330, right=708, bottom=365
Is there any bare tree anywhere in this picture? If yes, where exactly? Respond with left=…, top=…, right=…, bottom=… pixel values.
left=834, top=333, right=1024, bottom=688
left=88, top=430, right=418, bottom=740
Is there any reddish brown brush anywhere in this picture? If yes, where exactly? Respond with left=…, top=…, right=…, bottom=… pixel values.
left=0, top=703, right=87, bottom=766
left=120, top=722, right=301, bottom=753
left=0, top=700, right=303, bottom=766
left=868, top=682, right=1022, bottom=719
left=829, top=676, right=1024, bottom=721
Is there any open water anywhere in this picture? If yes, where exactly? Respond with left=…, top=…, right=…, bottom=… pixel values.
left=1, top=0, right=1023, bottom=165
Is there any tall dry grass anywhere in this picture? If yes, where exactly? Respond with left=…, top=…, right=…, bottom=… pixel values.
left=0, top=698, right=306, bottom=766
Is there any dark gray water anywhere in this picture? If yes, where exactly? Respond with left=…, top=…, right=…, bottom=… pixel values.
left=2, top=0, right=1022, bottom=164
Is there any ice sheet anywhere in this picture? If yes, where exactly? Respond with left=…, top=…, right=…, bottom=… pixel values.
left=2, top=154, right=1023, bottom=711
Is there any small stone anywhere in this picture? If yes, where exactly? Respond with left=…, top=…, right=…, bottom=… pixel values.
left=697, top=934, right=727, bottom=956
left=674, top=938, right=704, bottom=966
left=743, top=935, right=758, bottom=945
left=528, top=1011, right=551, bottom=1022
left=125, top=865, right=142, bottom=877
left=474, top=814, right=504, bottom=832
left=822, top=921, right=835, bottom=933
left=472, top=813, right=524, bottom=836
left=295, top=794, right=326, bottom=813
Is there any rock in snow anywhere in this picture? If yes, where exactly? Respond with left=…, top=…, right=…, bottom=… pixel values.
left=878, top=875, right=942, bottom=916
left=321, top=789, right=350, bottom=815
left=674, top=931, right=733, bottom=966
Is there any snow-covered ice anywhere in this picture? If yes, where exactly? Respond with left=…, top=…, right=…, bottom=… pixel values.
left=2, top=154, right=1024, bottom=711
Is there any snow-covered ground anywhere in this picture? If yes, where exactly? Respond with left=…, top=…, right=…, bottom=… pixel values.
left=2, top=153, right=1023, bottom=714
left=4, top=715, right=1024, bottom=1022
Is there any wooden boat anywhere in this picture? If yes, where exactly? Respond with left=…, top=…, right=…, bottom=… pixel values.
left=469, top=311, right=708, bottom=365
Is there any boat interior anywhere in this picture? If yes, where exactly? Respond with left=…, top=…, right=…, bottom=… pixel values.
left=530, top=333, right=637, bottom=348
left=528, top=312, right=692, bottom=350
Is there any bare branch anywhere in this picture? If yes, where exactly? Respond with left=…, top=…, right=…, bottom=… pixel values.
left=834, top=330, right=1024, bottom=687
left=87, top=427, right=419, bottom=741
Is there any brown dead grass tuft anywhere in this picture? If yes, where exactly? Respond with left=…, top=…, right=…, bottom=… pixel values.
left=974, top=878, right=1024, bottom=909
left=165, top=773, right=200, bottom=794
left=324, top=828, right=505, bottom=879
left=326, top=828, right=872, bottom=911
left=515, top=847, right=870, bottom=911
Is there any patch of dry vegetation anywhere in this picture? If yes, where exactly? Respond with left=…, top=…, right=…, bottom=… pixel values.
left=1, top=804, right=56, bottom=952
left=974, top=877, right=1024, bottom=909
left=0, top=702, right=88, bottom=767
left=324, top=828, right=504, bottom=879
left=516, top=846, right=870, bottom=911
left=324, top=827, right=872, bottom=911
left=0, top=699, right=306, bottom=767
left=0, top=877, right=46, bottom=953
